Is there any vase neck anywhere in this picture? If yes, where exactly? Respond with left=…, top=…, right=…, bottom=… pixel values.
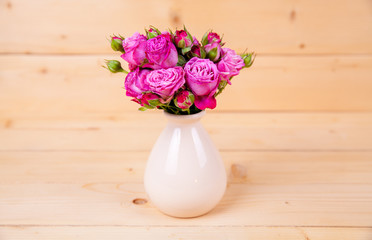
left=164, top=111, right=205, bottom=125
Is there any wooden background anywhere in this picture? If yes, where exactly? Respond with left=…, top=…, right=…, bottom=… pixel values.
left=0, top=0, right=372, bottom=239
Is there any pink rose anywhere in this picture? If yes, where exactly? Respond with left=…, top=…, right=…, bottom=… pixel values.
left=184, top=57, right=220, bottom=110
left=202, top=31, right=222, bottom=46
left=141, top=92, right=161, bottom=106
left=124, top=68, right=150, bottom=99
left=121, top=32, right=147, bottom=66
left=207, top=32, right=222, bottom=43
left=191, top=44, right=202, bottom=58
left=145, top=66, right=185, bottom=100
left=217, top=48, right=245, bottom=84
left=145, top=34, right=178, bottom=69
left=174, top=90, right=194, bottom=109
left=204, top=42, right=221, bottom=62
left=190, top=37, right=206, bottom=58
left=174, top=30, right=192, bottom=49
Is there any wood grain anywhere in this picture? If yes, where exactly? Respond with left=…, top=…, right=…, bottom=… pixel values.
left=0, top=0, right=371, bottom=54
left=1, top=151, right=372, bottom=184
left=1, top=113, right=371, bottom=151
left=1, top=55, right=372, bottom=113
left=0, top=182, right=371, bottom=226
left=1, top=226, right=371, bottom=240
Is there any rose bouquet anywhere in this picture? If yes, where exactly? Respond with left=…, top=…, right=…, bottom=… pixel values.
left=104, top=26, right=254, bottom=115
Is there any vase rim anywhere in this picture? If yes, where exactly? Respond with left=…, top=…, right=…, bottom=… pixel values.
left=163, top=110, right=206, bottom=123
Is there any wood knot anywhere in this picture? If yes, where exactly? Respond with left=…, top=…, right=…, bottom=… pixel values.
left=132, top=198, right=147, bottom=205
left=6, top=1, right=12, bottom=9
left=169, top=10, right=182, bottom=28
left=289, top=10, right=296, bottom=21
left=230, top=164, right=247, bottom=182
left=39, top=67, right=48, bottom=74
left=299, top=43, right=306, bottom=49
left=4, top=119, right=13, bottom=128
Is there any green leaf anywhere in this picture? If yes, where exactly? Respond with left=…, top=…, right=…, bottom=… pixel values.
left=177, top=55, right=187, bottom=66
left=138, top=107, right=147, bottom=111
left=144, top=104, right=155, bottom=109
left=201, top=30, right=209, bottom=46
left=148, top=99, right=160, bottom=107
left=200, top=47, right=207, bottom=59
left=181, top=47, right=192, bottom=55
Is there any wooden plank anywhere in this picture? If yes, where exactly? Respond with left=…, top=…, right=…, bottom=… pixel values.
left=1, top=226, right=371, bottom=240
left=0, top=182, right=371, bottom=226
left=1, top=151, right=372, bottom=185
left=0, top=113, right=371, bottom=151
left=0, top=0, right=371, bottom=54
left=1, top=55, right=372, bottom=113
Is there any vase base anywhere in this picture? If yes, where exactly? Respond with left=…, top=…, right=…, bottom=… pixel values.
left=155, top=206, right=216, bottom=219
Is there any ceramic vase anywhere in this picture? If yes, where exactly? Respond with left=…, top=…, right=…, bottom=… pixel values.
left=144, top=111, right=226, bottom=218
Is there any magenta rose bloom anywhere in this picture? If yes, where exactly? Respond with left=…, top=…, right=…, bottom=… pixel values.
left=184, top=57, right=220, bottom=110
left=145, top=34, right=178, bottom=69
left=145, top=66, right=185, bottom=100
left=217, top=48, right=245, bottom=84
left=124, top=68, right=150, bottom=99
left=121, top=32, right=147, bottom=66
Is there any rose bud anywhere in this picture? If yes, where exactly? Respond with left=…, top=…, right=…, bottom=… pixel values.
left=105, top=60, right=126, bottom=73
left=146, top=26, right=161, bottom=39
left=174, top=90, right=194, bottom=109
left=111, top=36, right=124, bottom=53
left=201, top=31, right=222, bottom=46
left=174, top=30, right=193, bottom=49
left=241, top=52, right=255, bottom=68
left=190, top=44, right=206, bottom=59
left=204, top=42, right=221, bottom=62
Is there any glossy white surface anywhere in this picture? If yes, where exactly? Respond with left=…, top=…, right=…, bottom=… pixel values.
left=144, top=111, right=227, bottom=218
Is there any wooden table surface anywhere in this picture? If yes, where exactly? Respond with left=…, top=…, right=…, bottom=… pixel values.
left=1, top=0, right=372, bottom=239
left=0, top=111, right=371, bottom=239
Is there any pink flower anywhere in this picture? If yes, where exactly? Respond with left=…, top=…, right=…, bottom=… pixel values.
left=207, top=32, right=222, bottom=43
left=174, top=90, right=194, bottom=109
left=124, top=68, right=150, bottom=99
left=184, top=57, right=220, bottom=110
left=141, top=92, right=161, bottom=106
left=121, top=32, right=147, bottom=66
left=190, top=37, right=206, bottom=58
left=204, top=42, right=221, bottom=62
left=145, top=34, right=178, bottom=69
left=191, top=44, right=202, bottom=58
left=217, top=48, right=245, bottom=84
left=174, top=30, right=192, bottom=49
left=145, top=66, right=185, bottom=100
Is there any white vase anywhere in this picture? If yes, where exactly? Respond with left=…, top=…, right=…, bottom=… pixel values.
left=144, top=111, right=227, bottom=218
